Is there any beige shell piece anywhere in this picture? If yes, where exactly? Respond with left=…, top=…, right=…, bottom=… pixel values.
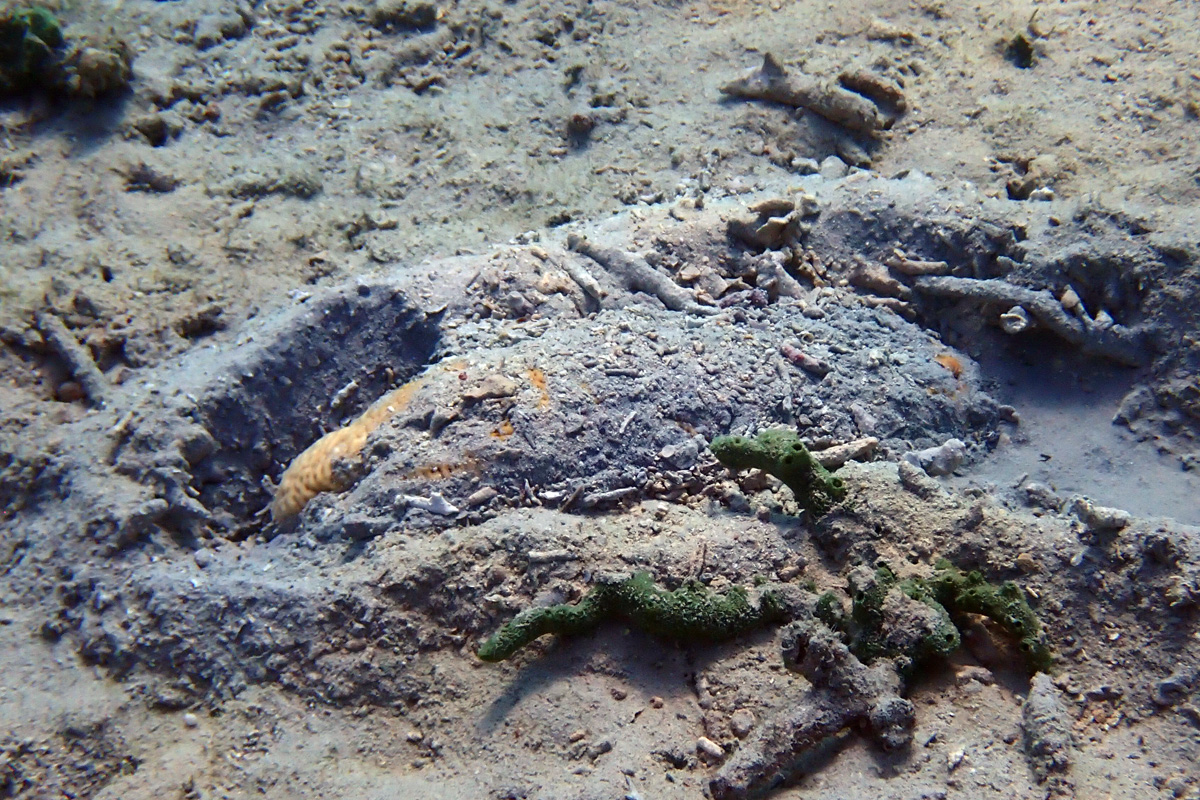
left=270, top=377, right=425, bottom=521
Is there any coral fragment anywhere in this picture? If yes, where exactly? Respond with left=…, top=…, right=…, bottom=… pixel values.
left=477, top=572, right=787, bottom=662
left=709, top=428, right=846, bottom=517
left=270, top=377, right=425, bottom=521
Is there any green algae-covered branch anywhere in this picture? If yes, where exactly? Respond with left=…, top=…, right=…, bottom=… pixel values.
left=709, top=429, right=847, bottom=517
left=477, top=572, right=788, bottom=662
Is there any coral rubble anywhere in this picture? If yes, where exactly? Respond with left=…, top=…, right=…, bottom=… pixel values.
left=566, top=234, right=719, bottom=316
left=719, top=53, right=904, bottom=134
left=911, top=275, right=1151, bottom=366
left=1021, top=672, right=1076, bottom=794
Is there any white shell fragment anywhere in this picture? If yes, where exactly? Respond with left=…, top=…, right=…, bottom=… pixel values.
left=697, top=736, right=726, bottom=760
left=999, top=305, right=1032, bottom=334
left=401, top=492, right=460, bottom=515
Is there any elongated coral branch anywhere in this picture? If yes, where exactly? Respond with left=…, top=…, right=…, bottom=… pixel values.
left=912, top=275, right=1151, bottom=366
left=34, top=311, right=109, bottom=409
left=271, top=377, right=425, bottom=521
left=477, top=572, right=787, bottom=662
left=566, top=234, right=719, bottom=316
left=712, top=617, right=915, bottom=799
left=709, top=429, right=846, bottom=517
left=720, top=53, right=903, bottom=134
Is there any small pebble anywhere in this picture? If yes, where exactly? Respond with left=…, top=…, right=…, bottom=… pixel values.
left=182, top=712, right=199, bottom=728
left=649, top=696, right=664, bottom=709
left=465, top=486, right=499, bottom=507
left=790, top=156, right=820, bottom=175
left=588, top=740, right=613, bottom=758
left=730, top=709, right=755, bottom=738
left=954, top=665, right=995, bottom=686
left=998, top=404, right=1020, bottom=424
left=55, top=381, right=85, bottom=403
left=819, top=155, right=849, bottom=179
left=1015, top=553, right=1040, bottom=573
left=802, top=305, right=826, bottom=320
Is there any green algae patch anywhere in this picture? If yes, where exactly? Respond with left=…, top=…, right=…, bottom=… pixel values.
left=0, top=6, right=63, bottom=93
left=851, top=565, right=961, bottom=667
left=928, top=560, right=1053, bottom=673
left=477, top=572, right=787, bottom=662
left=817, top=564, right=960, bottom=676
left=709, top=429, right=846, bottom=517
left=818, top=561, right=1051, bottom=676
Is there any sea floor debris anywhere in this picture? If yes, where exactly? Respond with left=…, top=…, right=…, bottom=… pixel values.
left=720, top=53, right=905, bottom=134
left=711, top=557, right=1055, bottom=797
left=3, top=60, right=1200, bottom=796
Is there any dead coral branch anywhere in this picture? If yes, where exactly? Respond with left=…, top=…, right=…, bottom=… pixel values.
left=34, top=310, right=110, bottom=408
left=710, top=618, right=915, bottom=799
left=720, top=54, right=904, bottom=134
left=912, top=275, right=1152, bottom=366
left=566, top=234, right=719, bottom=316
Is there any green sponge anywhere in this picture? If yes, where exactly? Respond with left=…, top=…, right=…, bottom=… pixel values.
left=819, top=561, right=1050, bottom=675
left=0, top=6, right=63, bottom=93
left=709, top=429, right=846, bottom=517
left=478, top=572, right=787, bottom=662
left=846, top=565, right=961, bottom=668
left=928, top=560, right=1053, bottom=673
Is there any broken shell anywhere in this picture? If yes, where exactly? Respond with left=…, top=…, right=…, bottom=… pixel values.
left=402, top=492, right=460, bottom=515
left=795, top=191, right=820, bottom=218
left=999, top=305, right=1031, bottom=334
left=755, top=216, right=790, bottom=244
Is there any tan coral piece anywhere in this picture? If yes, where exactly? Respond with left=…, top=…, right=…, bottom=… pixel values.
left=270, top=377, right=425, bottom=522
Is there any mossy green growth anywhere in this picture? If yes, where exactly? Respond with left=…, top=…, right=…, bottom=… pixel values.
left=709, top=429, right=846, bottom=517
left=928, top=560, right=1053, bottom=673
left=842, top=564, right=961, bottom=670
left=814, top=590, right=845, bottom=630
left=477, top=572, right=787, bottom=662
left=0, top=6, right=63, bottom=94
